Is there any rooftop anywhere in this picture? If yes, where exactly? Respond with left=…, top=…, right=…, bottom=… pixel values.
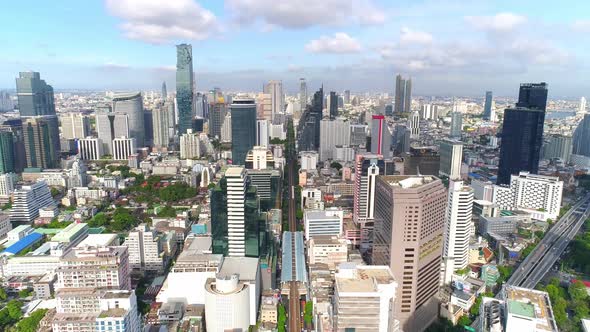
left=381, top=175, right=438, bottom=189
left=51, top=223, right=88, bottom=243
left=218, top=256, right=259, bottom=281
left=76, top=234, right=118, bottom=248
left=504, top=285, right=558, bottom=332
left=2, top=232, right=43, bottom=255
left=225, top=166, right=245, bottom=177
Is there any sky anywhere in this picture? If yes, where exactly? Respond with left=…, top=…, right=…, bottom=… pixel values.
left=0, top=0, right=589, bottom=97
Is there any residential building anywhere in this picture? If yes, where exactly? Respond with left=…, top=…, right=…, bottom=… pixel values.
left=112, top=136, right=136, bottom=161
left=420, top=104, right=439, bottom=120
left=126, top=224, right=164, bottom=273
left=308, top=235, right=348, bottom=268
left=300, top=151, right=318, bottom=171
left=256, top=119, right=269, bottom=147
left=543, top=134, right=572, bottom=162
left=0, top=213, right=11, bottom=239
left=409, top=111, right=420, bottom=139
left=439, top=139, right=463, bottom=180
left=177, top=43, right=194, bottom=134
left=0, top=173, right=16, bottom=199
left=77, top=137, right=103, bottom=160
left=180, top=129, right=201, bottom=159
left=231, top=98, right=257, bottom=165
left=372, top=175, right=447, bottom=331
left=152, top=104, right=170, bottom=149
left=210, top=101, right=227, bottom=139
left=319, top=118, right=350, bottom=161
left=10, top=181, right=55, bottom=224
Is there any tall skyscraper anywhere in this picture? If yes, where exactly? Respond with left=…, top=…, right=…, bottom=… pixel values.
left=60, top=113, right=90, bottom=139
left=161, top=81, right=167, bottom=100
left=441, top=181, right=474, bottom=285
left=16, top=72, right=60, bottom=169
left=256, top=119, right=269, bottom=147
left=112, top=92, right=145, bottom=148
left=264, top=80, right=284, bottom=121
left=328, top=91, right=338, bottom=119
left=96, top=106, right=130, bottom=155
left=297, top=87, right=323, bottom=151
left=370, top=115, right=391, bottom=157
left=2, top=120, right=26, bottom=173
left=580, top=97, right=587, bottom=114
left=0, top=130, right=15, bottom=174
left=543, top=134, right=572, bottom=163
left=10, top=181, right=55, bottom=224
left=483, top=91, right=493, bottom=120
left=439, top=139, right=463, bottom=180
left=152, top=105, right=170, bottom=149
left=176, top=44, right=194, bottom=134
left=409, top=111, right=420, bottom=139
left=573, top=113, right=590, bottom=157
left=319, top=118, right=350, bottom=161
left=450, top=112, right=463, bottom=138
left=497, top=83, right=548, bottom=185
left=394, top=74, right=412, bottom=113
left=299, top=78, right=307, bottom=110
left=210, top=101, right=227, bottom=139
left=372, top=175, right=446, bottom=331
left=343, top=90, right=351, bottom=105
left=231, top=98, right=257, bottom=165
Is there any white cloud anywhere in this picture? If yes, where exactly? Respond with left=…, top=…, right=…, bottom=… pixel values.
left=305, top=33, right=362, bottom=54
left=399, top=27, right=433, bottom=45
left=225, top=0, right=385, bottom=29
left=105, top=0, right=219, bottom=44
left=465, top=12, right=526, bottom=32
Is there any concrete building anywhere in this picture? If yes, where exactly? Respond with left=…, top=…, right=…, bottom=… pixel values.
left=126, top=224, right=164, bottom=273
left=308, top=235, right=348, bottom=269
left=304, top=209, right=343, bottom=239
left=450, top=112, right=463, bottom=138
left=112, top=92, right=145, bottom=148
left=60, top=113, right=90, bottom=139
left=439, top=139, right=463, bottom=180
left=408, top=111, right=420, bottom=139
left=0, top=173, right=16, bottom=201
left=264, top=80, right=284, bottom=121
left=420, top=104, right=439, bottom=120
left=543, top=134, right=572, bottom=163
left=96, top=106, right=130, bottom=155
left=0, top=213, right=11, bottom=239
left=112, top=136, right=136, bottom=161
left=319, top=118, right=350, bottom=161
left=77, top=137, right=103, bottom=160
left=371, top=115, right=391, bottom=157
left=492, top=172, right=563, bottom=221
left=300, top=151, right=318, bottom=171
left=245, top=146, right=275, bottom=170
left=334, top=264, right=399, bottom=332
left=221, top=112, right=232, bottom=143
left=226, top=167, right=248, bottom=256
left=442, top=181, right=474, bottom=285
left=10, top=181, right=55, bottom=224
left=22, top=116, right=61, bottom=169
left=256, top=119, right=269, bottom=147
left=180, top=129, right=201, bottom=159
left=372, top=175, right=447, bottom=331
left=152, top=105, right=170, bottom=149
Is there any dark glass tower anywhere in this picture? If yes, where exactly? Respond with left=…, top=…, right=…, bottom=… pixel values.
left=176, top=44, right=194, bottom=135
left=497, top=83, right=548, bottom=185
left=230, top=98, right=256, bottom=165
left=297, top=86, right=323, bottom=151
left=483, top=91, right=493, bottom=120
left=329, top=91, right=338, bottom=119
left=573, top=113, right=590, bottom=157
left=0, top=130, right=15, bottom=173
left=16, top=72, right=55, bottom=117
left=394, top=74, right=412, bottom=113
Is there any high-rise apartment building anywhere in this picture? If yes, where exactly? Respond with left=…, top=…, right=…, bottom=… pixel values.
left=420, top=104, right=439, bottom=120
left=371, top=115, right=391, bottom=157
left=60, top=113, right=90, bottom=139
left=299, top=78, right=307, bottom=110
left=394, top=74, right=412, bottom=113
left=441, top=181, right=474, bottom=285
left=483, top=91, right=493, bottom=120
left=297, top=87, right=323, bottom=151
left=328, top=91, right=338, bottom=119
left=230, top=98, right=257, bottom=165
left=210, top=101, right=227, bottom=139
left=0, top=130, right=15, bottom=174
left=221, top=113, right=232, bottom=143
left=409, top=110, right=420, bottom=139
left=176, top=44, right=194, bottom=134
left=497, top=83, right=548, bottom=185
left=0, top=173, right=15, bottom=200
left=77, top=137, right=104, bottom=160
left=439, top=139, right=463, bottom=180
left=344, top=90, right=351, bottom=105
left=450, top=112, right=463, bottom=138
left=256, top=119, right=269, bottom=147
left=372, top=175, right=446, bottom=331
left=180, top=129, right=201, bottom=159
left=126, top=224, right=164, bottom=273
left=319, top=118, right=350, bottom=161
left=22, top=116, right=60, bottom=169
left=112, top=137, right=136, bottom=161
left=112, top=92, right=145, bottom=148
left=152, top=104, right=170, bottom=149
left=162, top=81, right=167, bottom=100
left=543, top=134, right=572, bottom=162
left=10, top=181, right=55, bottom=224
left=264, top=80, right=284, bottom=121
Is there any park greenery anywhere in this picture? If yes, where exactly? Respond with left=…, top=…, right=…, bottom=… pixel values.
left=87, top=208, right=139, bottom=232
left=157, top=205, right=178, bottom=218
left=565, top=219, right=590, bottom=274
left=277, top=303, right=286, bottom=332
left=40, top=219, right=72, bottom=229
left=0, top=300, right=24, bottom=330
left=538, top=278, right=589, bottom=331
left=303, top=302, right=313, bottom=326
left=15, top=309, right=48, bottom=332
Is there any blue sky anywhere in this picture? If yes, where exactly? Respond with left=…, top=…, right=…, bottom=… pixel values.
left=0, top=0, right=589, bottom=97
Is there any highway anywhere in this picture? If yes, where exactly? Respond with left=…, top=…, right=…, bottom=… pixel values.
left=508, top=193, right=590, bottom=289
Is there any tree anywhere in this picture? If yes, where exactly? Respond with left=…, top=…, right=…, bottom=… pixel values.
left=6, top=300, right=23, bottom=321
left=50, top=187, right=60, bottom=197
left=330, top=162, right=342, bottom=171
left=18, top=289, right=32, bottom=298
left=88, top=212, right=109, bottom=228
left=15, top=309, right=47, bottom=332
left=568, top=280, right=588, bottom=302
left=457, top=315, right=472, bottom=326
left=157, top=206, right=177, bottom=218
left=304, top=302, right=313, bottom=325
left=0, top=288, right=7, bottom=301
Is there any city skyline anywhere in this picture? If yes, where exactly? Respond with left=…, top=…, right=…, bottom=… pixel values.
left=0, top=0, right=589, bottom=96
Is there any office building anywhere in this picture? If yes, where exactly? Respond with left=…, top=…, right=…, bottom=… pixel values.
left=393, top=125, right=411, bottom=154
left=409, top=110, right=420, bottom=139
left=493, top=172, right=563, bottom=221
left=441, top=181, right=474, bottom=285
left=334, top=264, right=399, bottom=332
left=16, top=72, right=55, bottom=117
left=211, top=167, right=266, bottom=257
left=112, top=92, right=145, bottom=148
left=395, top=74, right=412, bottom=113
left=372, top=175, right=446, bottom=331
left=256, top=119, right=269, bottom=147
left=256, top=93, right=272, bottom=120
left=180, top=129, right=201, bottom=159
left=297, top=87, right=323, bottom=151
left=152, top=105, right=170, bottom=149
left=319, top=118, right=350, bottom=161
left=299, top=78, right=307, bottom=110
left=497, top=83, right=548, bottom=185
left=112, top=137, right=136, bottom=161
left=439, top=139, right=463, bottom=180
left=308, top=235, right=348, bottom=268
left=2, top=120, right=26, bottom=173
left=247, top=168, right=280, bottom=211
left=245, top=146, right=275, bottom=170
left=573, top=113, right=590, bottom=157
left=420, top=104, right=439, bottom=120
left=96, top=106, right=130, bottom=155
left=210, top=101, right=227, bottom=139
left=304, top=209, right=343, bottom=239
left=264, top=80, right=284, bottom=121
left=483, top=91, right=494, bottom=120
left=0, top=173, right=15, bottom=199
left=0, top=129, right=15, bottom=173
left=371, top=115, right=391, bottom=157
left=231, top=98, right=257, bottom=165
left=22, top=115, right=60, bottom=169
left=350, top=124, right=367, bottom=147
left=450, top=111, right=463, bottom=138
left=126, top=224, right=164, bottom=273
left=60, top=113, right=90, bottom=139
left=221, top=112, right=232, bottom=143
left=77, top=137, right=103, bottom=160
left=10, top=181, right=54, bottom=224
left=328, top=91, right=338, bottom=119
left=543, top=134, right=572, bottom=162
left=161, top=81, right=167, bottom=100
left=176, top=43, right=194, bottom=134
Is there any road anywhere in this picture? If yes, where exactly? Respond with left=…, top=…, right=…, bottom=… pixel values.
left=507, top=194, right=590, bottom=288
left=287, top=157, right=301, bottom=332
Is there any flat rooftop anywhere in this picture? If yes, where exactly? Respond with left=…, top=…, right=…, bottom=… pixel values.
left=305, top=211, right=340, bottom=220
left=381, top=175, right=438, bottom=189
left=336, top=266, right=395, bottom=293
left=76, top=234, right=118, bottom=248
left=218, top=256, right=259, bottom=281
left=225, top=167, right=244, bottom=177
left=504, top=285, right=557, bottom=331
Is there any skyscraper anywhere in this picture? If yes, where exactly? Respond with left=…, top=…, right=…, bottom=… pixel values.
left=0, top=130, right=15, bottom=174
left=409, top=111, right=420, bottom=139
left=574, top=113, right=590, bottom=157
left=180, top=129, right=201, bottom=159
left=497, top=83, right=548, bottom=185
left=256, top=119, right=269, bottom=147
left=580, top=97, right=587, bottom=114
left=152, top=105, right=170, bottom=149
left=441, top=181, right=474, bottom=285
left=344, top=90, right=351, bottom=105
left=370, top=115, right=391, bottom=157
left=112, top=92, right=145, bottom=148
left=299, top=78, right=307, bottom=110
left=543, top=134, right=572, bottom=163
left=483, top=91, right=493, bottom=120
left=112, top=137, right=136, bottom=161
left=16, top=72, right=60, bottom=169
left=264, top=80, right=284, bottom=121
left=230, top=98, right=257, bottom=165
left=297, top=87, right=323, bottom=151
left=439, top=139, right=463, bottom=180
left=176, top=44, right=194, bottom=134
left=328, top=91, right=338, bottom=119
left=60, top=113, right=90, bottom=139
left=210, top=101, right=227, bottom=139
left=161, top=81, right=167, bottom=100
left=319, top=118, right=350, bottom=161
left=96, top=106, right=130, bottom=155
left=450, top=112, right=463, bottom=138
left=394, top=74, right=412, bottom=113
left=372, top=175, right=446, bottom=331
